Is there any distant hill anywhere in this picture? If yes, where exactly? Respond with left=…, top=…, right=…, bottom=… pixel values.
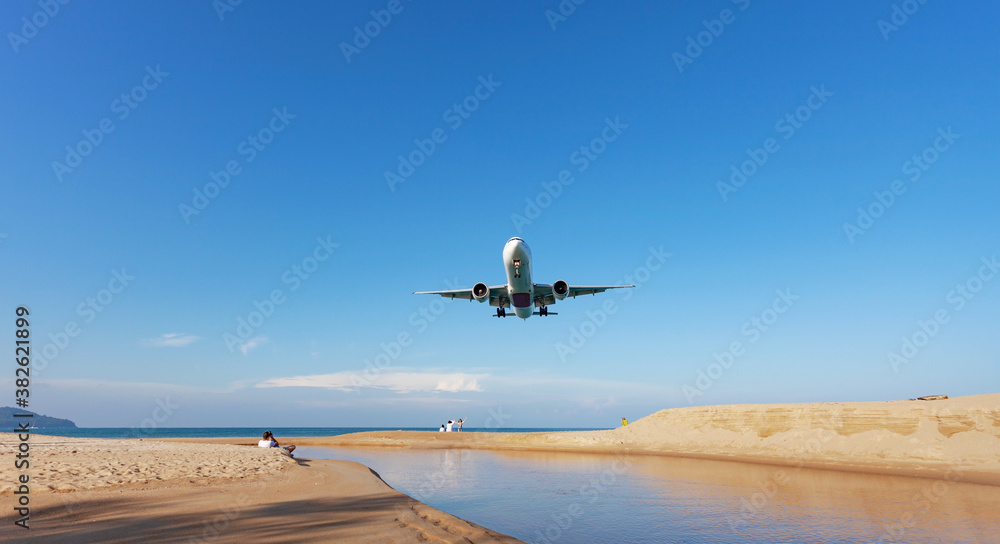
left=0, top=407, right=77, bottom=428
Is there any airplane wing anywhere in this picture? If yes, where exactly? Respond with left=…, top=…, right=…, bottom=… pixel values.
left=534, top=284, right=635, bottom=298
left=413, top=285, right=508, bottom=302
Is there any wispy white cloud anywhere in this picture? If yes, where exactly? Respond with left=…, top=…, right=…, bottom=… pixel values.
left=256, top=370, right=486, bottom=393
left=239, top=336, right=267, bottom=355
left=143, top=333, right=200, bottom=348
left=40, top=378, right=247, bottom=395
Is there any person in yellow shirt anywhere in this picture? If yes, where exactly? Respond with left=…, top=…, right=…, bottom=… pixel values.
left=621, top=417, right=628, bottom=426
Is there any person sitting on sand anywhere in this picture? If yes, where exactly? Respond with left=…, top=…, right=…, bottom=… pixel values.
left=439, top=424, right=445, bottom=432
left=446, top=420, right=454, bottom=432
left=622, top=417, right=628, bottom=426
left=258, top=431, right=296, bottom=457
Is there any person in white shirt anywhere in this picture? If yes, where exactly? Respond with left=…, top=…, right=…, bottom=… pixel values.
left=258, top=431, right=296, bottom=456
left=445, top=420, right=453, bottom=432
left=438, top=424, right=445, bottom=432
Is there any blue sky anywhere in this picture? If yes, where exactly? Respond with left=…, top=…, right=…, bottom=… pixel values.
left=2, top=1, right=997, bottom=428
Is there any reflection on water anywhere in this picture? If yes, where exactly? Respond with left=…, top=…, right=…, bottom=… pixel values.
left=295, top=446, right=1000, bottom=544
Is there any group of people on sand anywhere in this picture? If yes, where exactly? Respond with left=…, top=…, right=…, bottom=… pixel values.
left=258, top=431, right=295, bottom=457
left=438, top=418, right=464, bottom=432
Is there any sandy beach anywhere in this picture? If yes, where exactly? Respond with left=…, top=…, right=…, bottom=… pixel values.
left=0, top=436, right=523, bottom=543
left=3, top=393, right=997, bottom=542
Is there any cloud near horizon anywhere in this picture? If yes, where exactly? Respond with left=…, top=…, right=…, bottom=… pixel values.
left=255, top=370, right=486, bottom=393
left=143, top=333, right=200, bottom=347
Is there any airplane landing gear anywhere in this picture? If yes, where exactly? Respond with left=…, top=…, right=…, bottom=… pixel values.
left=496, top=307, right=506, bottom=318
left=539, top=306, right=548, bottom=316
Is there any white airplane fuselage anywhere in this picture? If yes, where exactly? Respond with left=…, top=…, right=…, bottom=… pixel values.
left=413, top=237, right=634, bottom=319
left=503, top=237, right=534, bottom=319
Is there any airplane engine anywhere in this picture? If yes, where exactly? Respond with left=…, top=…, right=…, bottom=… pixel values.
left=553, top=280, right=569, bottom=301
left=472, top=282, right=490, bottom=303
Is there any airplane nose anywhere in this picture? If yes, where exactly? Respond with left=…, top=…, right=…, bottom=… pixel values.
left=513, top=306, right=533, bottom=319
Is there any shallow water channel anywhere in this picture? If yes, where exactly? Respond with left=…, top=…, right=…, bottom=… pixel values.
left=297, top=446, right=1000, bottom=544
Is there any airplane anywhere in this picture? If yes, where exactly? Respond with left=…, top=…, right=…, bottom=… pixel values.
left=414, top=237, right=634, bottom=319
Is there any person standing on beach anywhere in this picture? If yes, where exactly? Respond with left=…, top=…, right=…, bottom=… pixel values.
left=446, top=420, right=454, bottom=432
left=457, top=419, right=464, bottom=432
